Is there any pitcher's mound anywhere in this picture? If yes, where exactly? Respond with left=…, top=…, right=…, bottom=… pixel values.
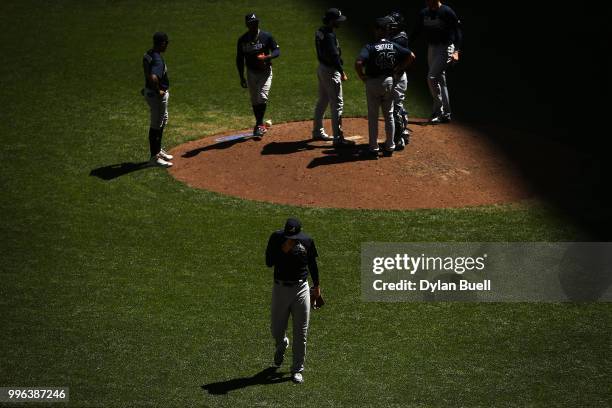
left=169, top=118, right=533, bottom=209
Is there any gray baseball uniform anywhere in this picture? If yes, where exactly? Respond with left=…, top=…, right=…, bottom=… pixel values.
left=247, top=66, right=273, bottom=105
left=357, top=37, right=413, bottom=152
left=388, top=20, right=411, bottom=147
left=313, top=22, right=346, bottom=138
left=389, top=28, right=409, bottom=121
left=427, top=43, right=454, bottom=118
left=365, top=77, right=396, bottom=151
left=270, top=281, right=310, bottom=373
left=142, top=33, right=171, bottom=161
left=265, top=219, right=319, bottom=376
left=236, top=15, right=280, bottom=136
left=144, top=90, right=169, bottom=130
left=410, top=4, right=463, bottom=121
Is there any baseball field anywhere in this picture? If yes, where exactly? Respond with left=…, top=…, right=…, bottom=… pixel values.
left=1, top=0, right=610, bottom=407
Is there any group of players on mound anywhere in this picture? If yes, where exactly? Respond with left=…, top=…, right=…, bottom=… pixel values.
left=143, top=2, right=462, bottom=166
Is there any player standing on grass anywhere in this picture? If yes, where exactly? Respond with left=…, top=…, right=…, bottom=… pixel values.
left=265, top=218, right=321, bottom=385
left=142, top=32, right=173, bottom=167
left=236, top=13, right=280, bottom=139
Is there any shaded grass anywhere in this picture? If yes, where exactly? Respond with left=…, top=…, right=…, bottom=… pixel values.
left=0, top=1, right=609, bottom=407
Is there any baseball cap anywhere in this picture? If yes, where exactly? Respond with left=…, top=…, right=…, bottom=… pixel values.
left=283, top=218, right=304, bottom=239
left=153, top=32, right=169, bottom=45
left=324, top=8, right=347, bottom=22
left=245, top=12, right=259, bottom=24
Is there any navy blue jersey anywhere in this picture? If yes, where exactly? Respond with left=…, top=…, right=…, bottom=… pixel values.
left=411, top=4, right=463, bottom=50
left=357, top=39, right=412, bottom=78
left=236, top=30, right=280, bottom=71
left=315, top=26, right=344, bottom=73
left=143, top=49, right=169, bottom=90
left=265, top=231, right=320, bottom=286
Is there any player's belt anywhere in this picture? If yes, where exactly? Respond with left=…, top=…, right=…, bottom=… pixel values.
left=275, top=279, right=306, bottom=287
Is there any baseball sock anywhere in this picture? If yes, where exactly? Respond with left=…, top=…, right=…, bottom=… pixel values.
left=148, top=128, right=158, bottom=157
left=254, top=103, right=266, bottom=126
left=149, top=128, right=162, bottom=157
left=252, top=105, right=259, bottom=126
left=157, top=126, right=164, bottom=153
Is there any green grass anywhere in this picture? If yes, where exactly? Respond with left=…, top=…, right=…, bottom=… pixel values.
left=1, top=1, right=610, bottom=407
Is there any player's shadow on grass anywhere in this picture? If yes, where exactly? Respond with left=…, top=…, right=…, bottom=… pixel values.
left=183, top=138, right=252, bottom=158
left=260, top=139, right=328, bottom=155
left=89, top=161, right=152, bottom=180
left=201, top=367, right=291, bottom=395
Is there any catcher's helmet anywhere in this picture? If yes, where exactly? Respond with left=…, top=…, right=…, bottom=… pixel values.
left=388, top=11, right=404, bottom=28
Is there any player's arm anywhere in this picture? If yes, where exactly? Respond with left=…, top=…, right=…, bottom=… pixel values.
left=326, top=34, right=347, bottom=80
left=354, top=46, right=369, bottom=82
left=308, top=240, right=320, bottom=295
left=259, top=36, right=280, bottom=60
left=447, top=9, right=463, bottom=60
left=397, top=44, right=416, bottom=68
left=149, top=58, right=166, bottom=96
left=268, top=47, right=280, bottom=59
left=236, top=39, right=247, bottom=87
left=354, top=60, right=367, bottom=82
left=148, top=73, right=160, bottom=91
left=397, top=33, right=410, bottom=49
left=265, top=233, right=278, bottom=267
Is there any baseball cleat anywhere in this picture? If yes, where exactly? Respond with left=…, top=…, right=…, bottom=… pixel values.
left=253, top=125, right=266, bottom=138
left=362, top=149, right=379, bottom=160
left=150, top=155, right=173, bottom=167
left=394, top=134, right=405, bottom=150
left=383, top=149, right=394, bottom=157
left=291, top=372, right=304, bottom=384
left=312, top=129, right=333, bottom=141
left=430, top=115, right=451, bottom=124
left=274, top=337, right=289, bottom=367
left=313, top=134, right=333, bottom=141
left=402, top=130, right=411, bottom=145
left=159, top=148, right=173, bottom=161
left=333, top=137, right=355, bottom=147
left=402, top=128, right=412, bottom=145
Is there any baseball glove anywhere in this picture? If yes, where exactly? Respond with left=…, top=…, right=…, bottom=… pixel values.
left=310, top=286, right=325, bottom=310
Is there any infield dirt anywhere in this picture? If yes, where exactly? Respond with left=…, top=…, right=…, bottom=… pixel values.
left=169, top=118, right=534, bottom=209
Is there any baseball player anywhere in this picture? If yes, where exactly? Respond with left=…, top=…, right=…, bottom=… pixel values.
left=312, top=8, right=354, bottom=147
left=265, top=218, right=321, bottom=384
left=236, top=13, right=280, bottom=138
left=387, top=11, right=411, bottom=150
left=355, top=17, right=415, bottom=158
left=410, top=0, right=463, bottom=124
left=142, top=32, right=173, bottom=167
